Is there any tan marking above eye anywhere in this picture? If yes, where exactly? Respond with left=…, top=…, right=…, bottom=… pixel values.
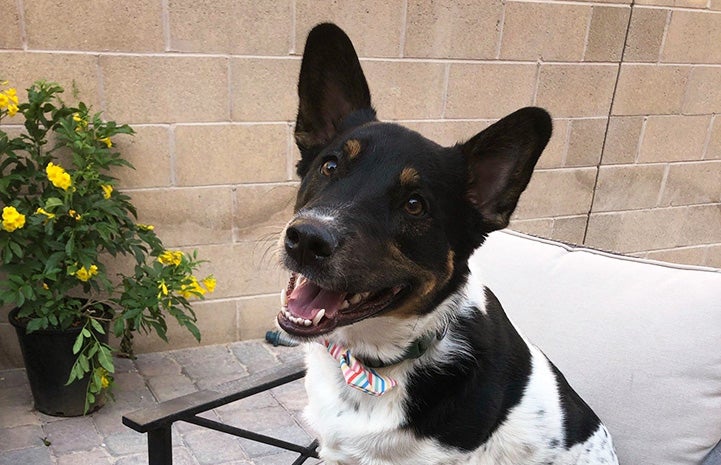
left=344, top=139, right=362, bottom=159
left=400, top=167, right=420, bottom=186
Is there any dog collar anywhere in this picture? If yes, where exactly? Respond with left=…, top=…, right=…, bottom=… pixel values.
left=323, top=328, right=446, bottom=396
left=362, top=329, right=445, bottom=368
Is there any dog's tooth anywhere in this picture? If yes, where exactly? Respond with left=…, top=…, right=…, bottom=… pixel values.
left=303, top=318, right=312, bottom=327
left=349, top=294, right=362, bottom=305
left=340, top=300, right=350, bottom=310
left=280, top=289, right=287, bottom=306
left=312, top=308, right=326, bottom=326
left=296, top=275, right=306, bottom=288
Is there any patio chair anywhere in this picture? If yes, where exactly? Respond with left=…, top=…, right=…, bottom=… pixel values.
left=124, top=230, right=721, bottom=465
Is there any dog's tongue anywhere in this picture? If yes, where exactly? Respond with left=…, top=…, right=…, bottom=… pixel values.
left=287, top=279, right=346, bottom=320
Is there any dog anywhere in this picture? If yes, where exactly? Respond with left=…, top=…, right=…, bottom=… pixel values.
left=276, top=23, right=619, bottom=465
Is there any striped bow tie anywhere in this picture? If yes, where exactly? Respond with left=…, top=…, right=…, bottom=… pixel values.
left=324, top=340, right=398, bottom=396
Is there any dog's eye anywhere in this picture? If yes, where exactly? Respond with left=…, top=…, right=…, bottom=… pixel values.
left=320, top=157, right=338, bottom=177
left=404, top=195, right=425, bottom=216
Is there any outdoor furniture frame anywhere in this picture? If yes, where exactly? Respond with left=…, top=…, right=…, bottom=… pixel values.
left=122, top=359, right=318, bottom=465
left=124, top=230, right=721, bottom=465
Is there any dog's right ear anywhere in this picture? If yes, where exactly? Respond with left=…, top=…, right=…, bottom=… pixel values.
left=295, top=23, right=375, bottom=178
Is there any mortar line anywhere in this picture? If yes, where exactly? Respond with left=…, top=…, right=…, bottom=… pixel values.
left=634, top=116, right=648, bottom=163
left=657, top=10, right=673, bottom=64
left=399, top=0, right=408, bottom=58
left=440, top=63, right=451, bottom=118
left=654, top=164, right=671, bottom=207
left=495, top=1, right=507, bottom=59
left=161, top=0, right=171, bottom=52
left=580, top=5, right=595, bottom=61
left=701, top=114, right=716, bottom=160
left=16, top=0, right=28, bottom=50
left=582, top=0, right=636, bottom=245
left=290, top=0, right=297, bottom=55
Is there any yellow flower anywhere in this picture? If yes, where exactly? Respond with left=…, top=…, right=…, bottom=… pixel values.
left=46, top=162, right=72, bottom=191
left=158, top=280, right=169, bottom=297
left=74, top=264, right=98, bottom=282
left=42, top=282, right=49, bottom=290
left=101, top=374, right=110, bottom=389
left=68, top=209, right=82, bottom=221
left=158, top=250, right=183, bottom=266
left=2, top=206, right=26, bottom=232
left=98, top=137, right=112, bottom=148
left=72, top=113, right=83, bottom=122
left=35, top=207, right=56, bottom=220
left=180, top=276, right=206, bottom=299
left=101, top=184, right=113, bottom=199
left=5, top=88, right=18, bottom=104
left=7, top=104, right=18, bottom=117
left=137, top=223, right=154, bottom=231
left=0, top=93, right=7, bottom=107
left=202, top=276, right=216, bottom=293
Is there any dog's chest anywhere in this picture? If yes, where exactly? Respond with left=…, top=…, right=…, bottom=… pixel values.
left=302, top=341, right=617, bottom=465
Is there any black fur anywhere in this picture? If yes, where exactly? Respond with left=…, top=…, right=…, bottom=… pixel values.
left=403, top=289, right=532, bottom=451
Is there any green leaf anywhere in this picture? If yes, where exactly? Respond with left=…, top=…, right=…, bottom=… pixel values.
left=81, top=328, right=91, bottom=337
left=78, top=354, right=89, bottom=372
left=90, top=318, right=105, bottom=335
left=26, top=318, right=44, bottom=333
left=8, top=241, right=23, bottom=259
left=45, top=197, right=63, bottom=209
left=97, top=345, right=114, bottom=373
left=72, top=332, right=84, bottom=354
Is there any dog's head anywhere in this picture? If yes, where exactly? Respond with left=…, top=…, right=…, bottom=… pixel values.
left=278, top=23, right=551, bottom=343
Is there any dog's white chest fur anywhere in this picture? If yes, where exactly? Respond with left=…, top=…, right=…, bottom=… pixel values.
left=302, top=280, right=618, bottom=465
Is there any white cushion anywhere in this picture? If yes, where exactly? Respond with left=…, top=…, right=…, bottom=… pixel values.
left=470, top=230, right=721, bottom=465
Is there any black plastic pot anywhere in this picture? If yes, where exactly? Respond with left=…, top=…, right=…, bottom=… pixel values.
left=9, top=307, right=109, bottom=416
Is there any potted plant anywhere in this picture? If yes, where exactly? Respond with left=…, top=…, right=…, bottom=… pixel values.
left=0, top=80, right=216, bottom=415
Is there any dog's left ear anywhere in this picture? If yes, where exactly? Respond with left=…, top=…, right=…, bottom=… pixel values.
left=462, top=107, right=552, bottom=231
left=294, top=23, right=374, bottom=177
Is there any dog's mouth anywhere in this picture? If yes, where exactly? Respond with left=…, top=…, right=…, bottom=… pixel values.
left=277, top=273, right=409, bottom=337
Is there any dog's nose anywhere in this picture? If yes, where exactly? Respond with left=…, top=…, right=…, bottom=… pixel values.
left=284, top=220, right=338, bottom=266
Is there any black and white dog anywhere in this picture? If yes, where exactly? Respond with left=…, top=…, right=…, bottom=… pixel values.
left=277, top=23, right=618, bottom=465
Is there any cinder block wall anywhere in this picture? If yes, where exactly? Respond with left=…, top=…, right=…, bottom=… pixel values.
left=1, top=0, right=720, bottom=367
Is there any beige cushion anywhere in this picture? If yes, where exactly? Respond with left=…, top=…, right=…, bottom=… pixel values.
left=470, top=230, right=721, bottom=465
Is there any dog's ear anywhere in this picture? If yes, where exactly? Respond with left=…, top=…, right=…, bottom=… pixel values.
left=295, top=23, right=374, bottom=177
left=462, top=107, right=552, bottom=231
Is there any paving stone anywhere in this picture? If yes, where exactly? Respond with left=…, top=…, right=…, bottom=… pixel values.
left=0, top=446, right=53, bottom=465
left=231, top=342, right=280, bottom=374
left=0, top=368, right=30, bottom=388
left=112, top=357, right=137, bottom=373
left=115, top=447, right=196, bottom=465
left=56, top=447, right=113, bottom=465
left=264, top=344, right=305, bottom=365
left=173, top=410, right=221, bottom=434
left=147, top=373, right=197, bottom=402
left=239, top=424, right=313, bottom=459
left=270, top=380, right=308, bottom=415
left=215, top=391, right=279, bottom=416
left=92, top=395, right=157, bottom=436
left=0, top=424, right=45, bottom=451
left=0, top=384, right=33, bottom=407
left=174, top=345, right=247, bottom=381
left=102, top=430, right=148, bottom=456
left=253, top=452, right=321, bottom=465
left=0, top=405, right=40, bottom=428
left=218, top=404, right=297, bottom=432
left=134, top=352, right=183, bottom=377
left=195, top=372, right=249, bottom=391
left=183, top=428, right=249, bottom=465
left=44, top=416, right=102, bottom=453
left=113, top=371, right=148, bottom=393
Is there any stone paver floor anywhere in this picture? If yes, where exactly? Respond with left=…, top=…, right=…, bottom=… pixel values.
left=0, top=340, right=322, bottom=465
